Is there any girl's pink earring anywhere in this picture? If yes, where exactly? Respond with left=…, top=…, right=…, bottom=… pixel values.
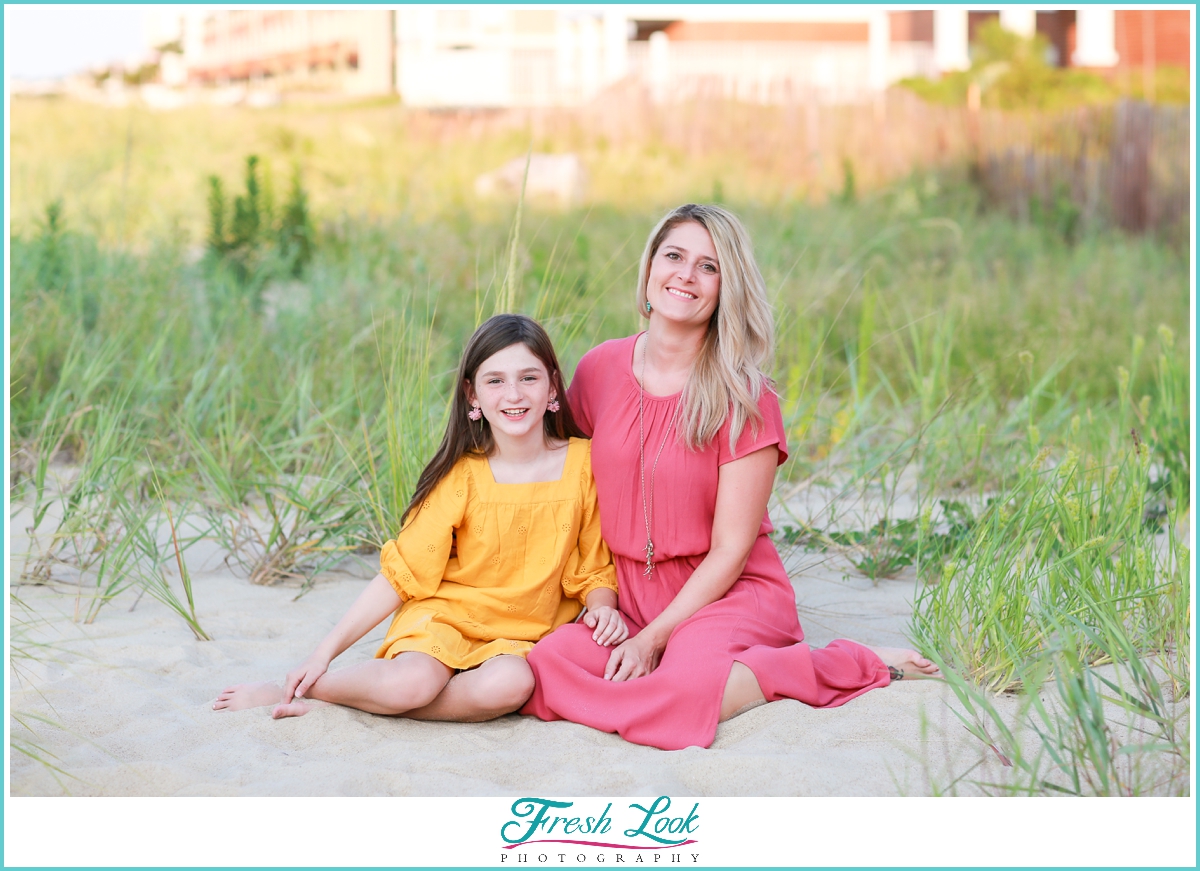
left=468, top=404, right=483, bottom=421
left=547, top=399, right=560, bottom=413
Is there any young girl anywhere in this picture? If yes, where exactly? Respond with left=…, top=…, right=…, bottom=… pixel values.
left=214, top=314, right=626, bottom=722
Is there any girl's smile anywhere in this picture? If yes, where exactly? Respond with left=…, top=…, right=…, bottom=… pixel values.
left=469, top=343, right=555, bottom=440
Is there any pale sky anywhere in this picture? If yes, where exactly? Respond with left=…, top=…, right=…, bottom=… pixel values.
left=6, top=5, right=146, bottom=79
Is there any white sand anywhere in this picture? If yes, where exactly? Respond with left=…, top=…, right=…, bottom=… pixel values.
left=9, top=498, right=1016, bottom=798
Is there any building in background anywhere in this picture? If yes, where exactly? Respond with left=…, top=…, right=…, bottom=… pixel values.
left=394, top=7, right=623, bottom=107
left=622, top=8, right=933, bottom=106
left=933, top=8, right=1190, bottom=71
left=140, top=9, right=394, bottom=96
left=142, top=8, right=205, bottom=86
left=137, top=7, right=1190, bottom=107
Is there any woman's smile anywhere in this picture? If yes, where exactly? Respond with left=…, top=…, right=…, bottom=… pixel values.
left=646, top=221, right=720, bottom=324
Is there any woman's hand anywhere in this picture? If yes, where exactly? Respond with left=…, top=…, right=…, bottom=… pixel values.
left=582, top=605, right=629, bottom=647
left=620, top=445, right=779, bottom=657
left=604, top=632, right=665, bottom=681
left=281, top=652, right=332, bottom=702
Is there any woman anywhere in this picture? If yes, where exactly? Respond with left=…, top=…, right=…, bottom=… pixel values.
left=520, top=204, right=937, bottom=750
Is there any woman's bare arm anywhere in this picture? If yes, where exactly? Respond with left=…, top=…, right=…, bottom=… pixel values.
left=605, top=444, right=778, bottom=680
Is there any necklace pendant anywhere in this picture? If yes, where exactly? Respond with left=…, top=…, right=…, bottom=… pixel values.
left=644, top=538, right=654, bottom=576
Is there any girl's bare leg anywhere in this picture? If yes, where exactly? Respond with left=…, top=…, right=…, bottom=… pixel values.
left=214, top=653, right=527, bottom=721
left=269, top=651, right=454, bottom=718
left=211, top=652, right=453, bottom=718
left=406, top=654, right=535, bottom=722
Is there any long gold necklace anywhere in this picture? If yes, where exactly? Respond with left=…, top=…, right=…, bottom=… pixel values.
left=638, top=336, right=678, bottom=577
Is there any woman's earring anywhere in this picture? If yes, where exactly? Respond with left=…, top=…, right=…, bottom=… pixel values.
left=547, top=399, right=560, bottom=413
left=645, top=301, right=652, bottom=313
left=468, top=403, right=483, bottom=421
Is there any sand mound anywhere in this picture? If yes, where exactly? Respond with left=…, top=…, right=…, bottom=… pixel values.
left=10, top=523, right=994, bottom=798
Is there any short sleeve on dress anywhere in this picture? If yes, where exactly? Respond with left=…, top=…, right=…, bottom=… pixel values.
left=567, top=338, right=628, bottom=439
left=717, top=384, right=790, bottom=467
left=379, top=460, right=468, bottom=601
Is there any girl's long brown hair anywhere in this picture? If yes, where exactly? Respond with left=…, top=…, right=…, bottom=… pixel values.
left=402, top=314, right=584, bottom=526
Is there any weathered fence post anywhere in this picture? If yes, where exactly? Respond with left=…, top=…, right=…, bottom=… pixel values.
left=1111, top=99, right=1153, bottom=232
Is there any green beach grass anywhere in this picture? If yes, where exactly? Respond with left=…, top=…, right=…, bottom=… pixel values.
left=8, top=96, right=1191, bottom=795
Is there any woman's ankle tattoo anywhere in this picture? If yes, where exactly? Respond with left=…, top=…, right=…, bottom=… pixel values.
left=888, top=665, right=904, bottom=682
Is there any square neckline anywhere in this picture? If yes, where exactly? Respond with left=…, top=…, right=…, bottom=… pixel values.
left=477, top=437, right=584, bottom=489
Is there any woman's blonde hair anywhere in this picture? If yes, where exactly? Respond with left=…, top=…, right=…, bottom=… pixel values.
left=635, top=204, right=775, bottom=450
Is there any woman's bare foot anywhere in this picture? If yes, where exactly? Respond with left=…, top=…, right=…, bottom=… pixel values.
left=868, top=647, right=941, bottom=681
left=270, top=696, right=329, bottom=719
left=213, top=681, right=285, bottom=711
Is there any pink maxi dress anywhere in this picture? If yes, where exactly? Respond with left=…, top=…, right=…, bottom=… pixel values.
left=520, top=335, right=890, bottom=750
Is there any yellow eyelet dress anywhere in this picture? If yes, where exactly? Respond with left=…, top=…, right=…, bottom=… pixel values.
left=376, top=438, right=616, bottom=670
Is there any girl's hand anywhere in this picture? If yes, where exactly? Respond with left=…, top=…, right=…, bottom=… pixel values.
left=282, top=652, right=332, bottom=703
left=582, top=605, right=629, bottom=647
left=604, top=632, right=664, bottom=681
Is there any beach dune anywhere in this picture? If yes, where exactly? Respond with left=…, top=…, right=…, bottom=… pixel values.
left=10, top=503, right=1000, bottom=797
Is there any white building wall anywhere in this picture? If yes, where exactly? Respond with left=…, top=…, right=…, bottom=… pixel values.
left=1073, top=8, right=1119, bottom=67
left=602, top=10, right=629, bottom=85
left=999, top=8, right=1037, bottom=38
left=349, top=10, right=394, bottom=95
left=140, top=9, right=194, bottom=85
left=396, top=7, right=517, bottom=107
left=396, top=7, right=633, bottom=108
left=578, top=14, right=602, bottom=101
left=867, top=10, right=891, bottom=92
left=933, top=9, right=970, bottom=73
left=181, top=10, right=205, bottom=64
left=142, top=10, right=184, bottom=51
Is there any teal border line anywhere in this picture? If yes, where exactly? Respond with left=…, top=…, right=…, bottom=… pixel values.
left=2, top=4, right=1196, bottom=871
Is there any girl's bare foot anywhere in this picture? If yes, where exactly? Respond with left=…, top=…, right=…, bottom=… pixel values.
left=213, top=681, right=285, bottom=712
left=270, top=697, right=329, bottom=719
left=868, top=647, right=941, bottom=681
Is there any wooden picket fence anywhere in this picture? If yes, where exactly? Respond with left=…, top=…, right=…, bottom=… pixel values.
left=972, top=99, right=1190, bottom=233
